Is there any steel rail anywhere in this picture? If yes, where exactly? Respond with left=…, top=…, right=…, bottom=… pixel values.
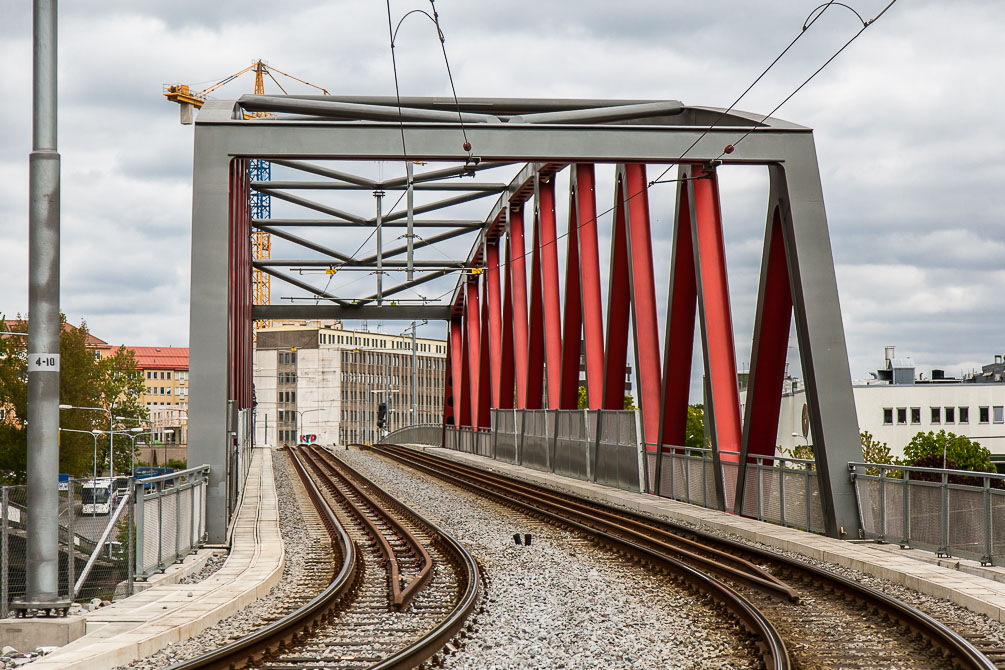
left=300, top=446, right=432, bottom=610
left=372, top=444, right=788, bottom=670
left=166, top=447, right=357, bottom=670
left=311, top=447, right=482, bottom=670
left=380, top=446, right=795, bottom=599
left=378, top=443, right=998, bottom=670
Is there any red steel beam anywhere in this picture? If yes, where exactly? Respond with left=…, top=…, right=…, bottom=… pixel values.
left=621, top=164, right=661, bottom=449
left=508, top=206, right=530, bottom=408
left=485, top=241, right=503, bottom=407
left=526, top=190, right=546, bottom=410
left=499, top=238, right=516, bottom=409
left=477, top=274, right=492, bottom=427
left=658, top=168, right=698, bottom=451
left=575, top=164, right=604, bottom=409
left=538, top=177, right=563, bottom=408
left=740, top=206, right=792, bottom=461
left=442, top=321, right=456, bottom=434
left=450, top=316, right=468, bottom=428
left=603, top=169, right=632, bottom=410
left=558, top=170, right=584, bottom=410
left=464, top=279, right=482, bottom=427
left=692, top=166, right=742, bottom=463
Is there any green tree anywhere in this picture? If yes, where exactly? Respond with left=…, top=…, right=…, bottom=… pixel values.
left=860, top=430, right=900, bottom=477
left=0, top=317, right=147, bottom=483
left=575, top=386, right=639, bottom=412
left=685, top=404, right=705, bottom=450
left=903, top=430, right=993, bottom=472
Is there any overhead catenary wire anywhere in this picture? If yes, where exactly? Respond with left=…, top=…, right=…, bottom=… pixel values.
left=471, top=0, right=901, bottom=285
left=291, top=1, right=899, bottom=306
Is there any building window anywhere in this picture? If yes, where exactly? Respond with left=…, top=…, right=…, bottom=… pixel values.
left=995, top=406, right=1004, bottom=424
left=959, top=406, right=969, bottom=423
left=896, top=408, right=907, bottom=424
left=911, top=407, right=921, bottom=424
left=980, top=406, right=990, bottom=424
left=944, top=407, right=955, bottom=423
left=930, top=407, right=940, bottom=424
left=166, top=371, right=171, bottom=380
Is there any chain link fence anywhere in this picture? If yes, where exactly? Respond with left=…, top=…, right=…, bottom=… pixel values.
left=852, top=462, right=1005, bottom=566
left=2, top=466, right=211, bottom=615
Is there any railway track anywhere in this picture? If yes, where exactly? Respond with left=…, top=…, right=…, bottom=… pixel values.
left=372, top=443, right=998, bottom=670
left=166, top=446, right=479, bottom=670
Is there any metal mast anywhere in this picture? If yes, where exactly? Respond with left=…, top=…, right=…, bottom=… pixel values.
left=24, top=0, right=66, bottom=610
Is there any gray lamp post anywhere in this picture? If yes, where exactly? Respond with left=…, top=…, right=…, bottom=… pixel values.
left=58, top=427, right=103, bottom=519
left=59, top=404, right=114, bottom=478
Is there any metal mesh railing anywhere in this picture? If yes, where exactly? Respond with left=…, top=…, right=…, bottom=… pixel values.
left=381, top=424, right=442, bottom=448
left=134, top=466, right=210, bottom=579
left=651, top=449, right=827, bottom=533
left=852, top=462, right=1005, bottom=565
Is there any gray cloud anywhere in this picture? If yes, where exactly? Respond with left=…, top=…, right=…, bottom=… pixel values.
left=2, top=0, right=1004, bottom=394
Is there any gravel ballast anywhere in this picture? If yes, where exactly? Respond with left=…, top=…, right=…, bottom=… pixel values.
left=340, top=449, right=760, bottom=670
left=119, top=450, right=330, bottom=670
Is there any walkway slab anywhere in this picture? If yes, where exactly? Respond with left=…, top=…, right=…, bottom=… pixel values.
left=406, top=444, right=1005, bottom=624
left=13, top=447, right=284, bottom=669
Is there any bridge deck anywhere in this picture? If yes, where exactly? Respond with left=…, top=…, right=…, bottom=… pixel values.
left=402, top=443, right=1005, bottom=624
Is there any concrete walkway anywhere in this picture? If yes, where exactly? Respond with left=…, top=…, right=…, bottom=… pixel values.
left=10, top=447, right=284, bottom=670
left=407, top=444, right=1005, bottom=623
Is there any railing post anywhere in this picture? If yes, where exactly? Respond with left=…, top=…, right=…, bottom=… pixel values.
left=518, top=409, right=527, bottom=467
left=634, top=410, right=646, bottom=494
left=175, top=480, right=181, bottom=563
left=134, top=480, right=145, bottom=578
left=549, top=410, right=558, bottom=474
left=491, top=410, right=498, bottom=460
left=701, top=449, right=709, bottom=507
left=778, top=461, right=787, bottom=527
left=900, top=468, right=911, bottom=549
left=805, top=466, right=812, bottom=531
left=756, top=457, right=764, bottom=521
left=156, top=480, right=165, bottom=570
left=937, top=470, right=950, bottom=557
left=66, top=479, right=75, bottom=600
left=2, top=487, right=8, bottom=618
left=683, top=447, right=691, bottom=504
left=127, top=481, right=135, bottom=596
left=878, top=469, right=887, bottom=542
left=191, top=475, right=198, bottom=552
left=982, top=475, right=992, bottom=566
left=591, top=410, right=602, bottom=483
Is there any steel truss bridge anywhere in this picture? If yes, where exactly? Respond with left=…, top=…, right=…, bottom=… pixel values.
left=188, top=95, right=861, bottom=543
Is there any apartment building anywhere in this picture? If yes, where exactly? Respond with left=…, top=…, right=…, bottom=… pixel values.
left=254, top=324, right=447, bottom=447
left=131, top=346, right=189, bottom=463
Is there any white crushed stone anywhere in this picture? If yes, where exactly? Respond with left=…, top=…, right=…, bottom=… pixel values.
left=341, top=449, right=759, bottom=670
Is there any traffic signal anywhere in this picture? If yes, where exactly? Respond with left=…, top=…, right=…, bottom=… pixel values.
left=376, top=402, right=387, bottom=429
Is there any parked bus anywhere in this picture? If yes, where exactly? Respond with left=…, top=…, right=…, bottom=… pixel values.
left=80, top=478, right=116, bottom=515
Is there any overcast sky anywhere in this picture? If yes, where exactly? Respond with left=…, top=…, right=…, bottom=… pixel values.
left=2, top=0, right=1003, bottom=391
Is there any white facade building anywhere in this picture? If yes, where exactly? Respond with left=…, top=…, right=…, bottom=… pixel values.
left=253, top=323, right=447, bottom=447
left=760, top=348, right=1005, bottom=458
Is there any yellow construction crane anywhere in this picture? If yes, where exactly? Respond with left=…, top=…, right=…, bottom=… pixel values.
left=165, top=61, right=330, bottom=329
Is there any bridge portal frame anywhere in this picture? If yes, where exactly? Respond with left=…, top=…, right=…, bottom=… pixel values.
left=189, top=96, right=861, bottom=541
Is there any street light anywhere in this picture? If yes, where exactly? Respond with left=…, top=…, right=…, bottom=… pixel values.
left=59, top=404, right=114, bottom=478
left=294, top=408, right=325, bottom=444
left=58, top=427, right=103, bottom=519
left=161, top=429, right=174, bottom=467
